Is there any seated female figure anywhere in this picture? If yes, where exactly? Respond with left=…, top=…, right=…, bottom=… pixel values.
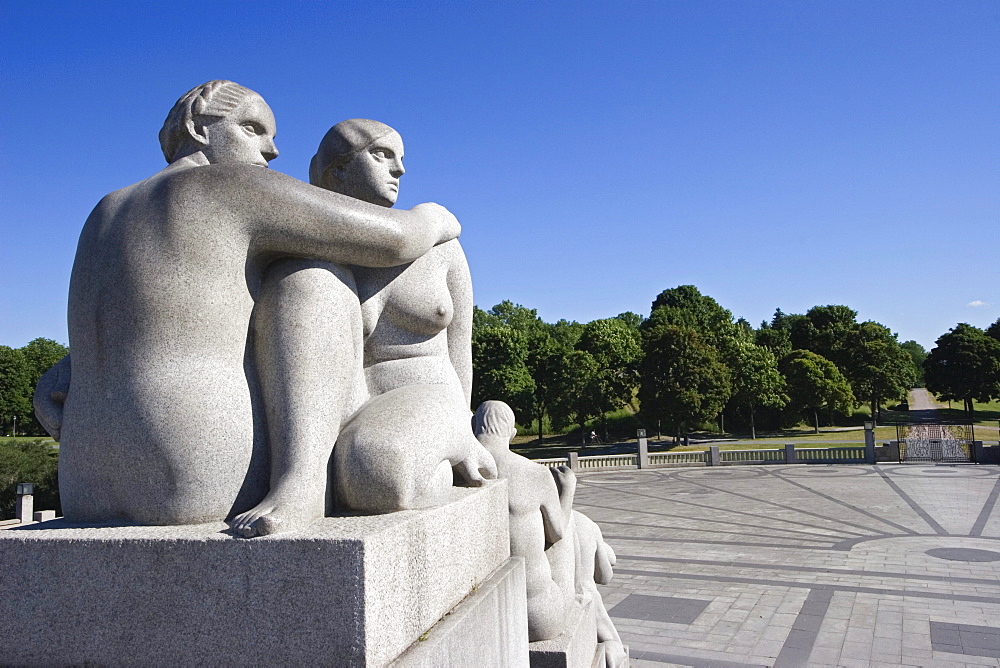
left=232, top=120, right=493, bottom=536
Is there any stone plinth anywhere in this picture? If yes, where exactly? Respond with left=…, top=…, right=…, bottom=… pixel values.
left=393, top=557, right=530, bottom=667
left=0, top=481, right=509, bottom=666
left=529, top=599, right=598, bottom=668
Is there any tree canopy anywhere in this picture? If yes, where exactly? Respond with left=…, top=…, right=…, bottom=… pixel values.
left=639, top=324, right=730, bottom=440
left=780, top=350, right=855, bottom=434
left=923, top=323, right=1000, bottom=418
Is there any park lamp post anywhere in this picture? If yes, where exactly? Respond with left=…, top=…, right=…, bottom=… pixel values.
left=863, top=421, right=874, bottom=432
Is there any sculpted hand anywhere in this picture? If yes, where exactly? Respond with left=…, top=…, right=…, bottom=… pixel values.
left=454, top=439, right=498, bottom=486
left=550, top=465, right=577, bottom=503
left=411, top=202, right=461, bottom=244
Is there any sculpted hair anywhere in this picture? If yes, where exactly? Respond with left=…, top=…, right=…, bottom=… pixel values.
left=472, top=401, right=517, bottom=439
left=309, top=118, right=396, bottom=187
left=159, top=80, right=256, bottom=163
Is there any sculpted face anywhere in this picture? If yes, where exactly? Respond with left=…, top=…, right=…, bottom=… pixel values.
left=200, top=94, right=279, bottom=167
left=336, top=131, right=405, bottom=207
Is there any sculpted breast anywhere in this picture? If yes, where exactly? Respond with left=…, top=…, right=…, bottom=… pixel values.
left=383, top=262, right=454, bottom=337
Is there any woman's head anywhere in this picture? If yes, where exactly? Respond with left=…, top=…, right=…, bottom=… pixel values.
left=309, top=119, right=404, bottom=207
left=159, top=80, right=278, bottom=166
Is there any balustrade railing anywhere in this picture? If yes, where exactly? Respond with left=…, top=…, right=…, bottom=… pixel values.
left=526, top=444, right=875, bottom=472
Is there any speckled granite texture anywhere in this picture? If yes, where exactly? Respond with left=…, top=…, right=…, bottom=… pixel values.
left=0, top=482, right=508, bottom=666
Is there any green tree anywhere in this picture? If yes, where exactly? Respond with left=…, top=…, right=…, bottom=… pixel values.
left=614, top=312, right=643, bottom=329
left=780, top=350, right=855, bottom=434
left=756, top=320, right=792, bottom=360
left=645, top=285, right=739, bottom=348
left=577, top=318, right=643, bottom=437
left=471, top=324, right=535, bottom=419
left=900, top=340, right=928, bottom=386
left=842, top=322, right=917, bottom=424
left=548, top=350, right=603, bottom=438
left=729, top=341, right=787, bottom=439
left=524, top=337, right=573, bottom=441
left=798, top=305, right=859, bottom=367
left=639, top=324, right=731, bottom=442
left=986, top=318, right=1000, bottom=342
left=923, top=323, right=1000, bottom=419
left=0, top=346, right=32, bottom=435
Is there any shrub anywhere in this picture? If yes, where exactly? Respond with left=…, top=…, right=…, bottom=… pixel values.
left=0, top=439, right=60, bottom=520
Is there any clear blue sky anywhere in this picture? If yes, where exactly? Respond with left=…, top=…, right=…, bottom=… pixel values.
left=2, top=1, right=997, bottom=351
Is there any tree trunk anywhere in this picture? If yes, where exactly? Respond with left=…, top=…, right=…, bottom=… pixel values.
left=813, top=409, right=820, bottom=434
left=750, top=404, right=756, bottom=440
left=538, top=410, right=544, bottom=442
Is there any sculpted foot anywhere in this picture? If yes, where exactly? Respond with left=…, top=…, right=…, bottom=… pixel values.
left=454, top=440, right=498, bottom=486
left=601, top=640, right=627, bottom=668
left=229, top=489, right=322, bottom=538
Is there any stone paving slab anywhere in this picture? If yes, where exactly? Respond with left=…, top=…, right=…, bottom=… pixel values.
left=578, top=464, right=1000, bottom=667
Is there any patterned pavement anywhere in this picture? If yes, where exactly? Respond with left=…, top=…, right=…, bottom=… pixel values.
left=578, top=464, right=1000, bottom=667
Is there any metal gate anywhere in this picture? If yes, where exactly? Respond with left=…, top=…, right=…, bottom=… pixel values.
left=896, top=422, right=975, bottom=463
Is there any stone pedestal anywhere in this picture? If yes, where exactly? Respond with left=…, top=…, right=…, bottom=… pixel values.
left=0, top=481, right=512, bottom=666
left=529, top=599, right=598, bottom=668
left=393, top=557, right=529, bottom=667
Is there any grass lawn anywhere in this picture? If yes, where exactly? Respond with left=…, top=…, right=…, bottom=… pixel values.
left=2, top=436, right=57, bottom=446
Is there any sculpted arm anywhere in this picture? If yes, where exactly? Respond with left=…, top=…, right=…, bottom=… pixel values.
left=538, top=472, right=566, bottom=544
left=231, top=167, right=459, bottom=267
left=446, top=241, right=474, bottom=407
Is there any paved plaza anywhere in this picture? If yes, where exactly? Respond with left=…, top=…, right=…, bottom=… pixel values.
left=578, top=463, right=1000, bottom=667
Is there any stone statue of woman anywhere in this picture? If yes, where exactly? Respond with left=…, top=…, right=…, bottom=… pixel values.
left=230, top=119, right=496, bottom=537
left=51, top=81, right=461, bottom=526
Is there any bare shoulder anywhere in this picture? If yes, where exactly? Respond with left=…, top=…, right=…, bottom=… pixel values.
left=440, top=238, right=470, bottom=274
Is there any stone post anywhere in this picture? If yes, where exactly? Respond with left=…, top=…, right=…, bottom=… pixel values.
left=568, top=452, right=579, bottom=472
left=708, top=445, right=721, bottom=467
left=889, top=440, right=901, bottom=462
left=637, top=429, right=649, bottom=469
left=785, top=443, right=797, bottom=464
left=863, top=422, right=876, bottom=464
left=15, top=483, right=34, bottom=524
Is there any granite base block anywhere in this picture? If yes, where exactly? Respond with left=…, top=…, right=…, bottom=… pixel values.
left=0, top=481, right=509, bottom=666
left=529, top=599, right=598, bottom=668
left=393, top=557, right=530, bottom=667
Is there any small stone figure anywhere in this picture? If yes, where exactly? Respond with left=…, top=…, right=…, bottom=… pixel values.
left=473, top=400, right=627, bottom=665
left=48, top=82, right=461, bottom=526
left=472, top=400, right=572, bottom=641
left=574, top=511, right=628, bottom=668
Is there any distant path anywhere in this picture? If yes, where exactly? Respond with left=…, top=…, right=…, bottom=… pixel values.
left=909, top=388, right=946, bottom=411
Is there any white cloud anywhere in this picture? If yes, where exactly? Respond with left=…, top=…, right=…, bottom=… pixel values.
left=967, top=300, right=989, bottom=307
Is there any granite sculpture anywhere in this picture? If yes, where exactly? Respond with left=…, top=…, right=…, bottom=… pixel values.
left=232, top=119, right=496, bottom=536
left=39, top=81, right=465, bottom=526
left=472, top=400, right=573, bottom=641
left=574, top=511, right=628, bottom=668
left=472, top=400, right=627, bottom=666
